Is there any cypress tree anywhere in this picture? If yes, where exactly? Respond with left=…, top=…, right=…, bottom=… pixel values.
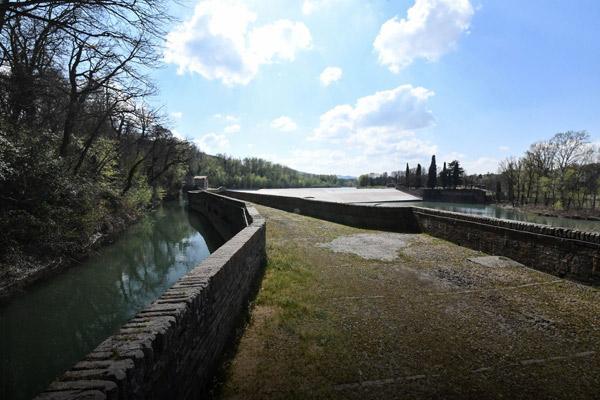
left=415, top=164, right=422, bottom=188
left=427, top=155, right=437, bottom=189
left=405, top=163, right=410, bottom=187
left=441, top=162, right=448, bottom=189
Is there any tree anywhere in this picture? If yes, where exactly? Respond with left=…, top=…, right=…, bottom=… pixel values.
left=496, top=181, right=502, bottom=202
left=415, top=164, right=422, bottom=188
left=0, top=0, right=173, bottom=157
left=427, top=155, right=437, bottom=189
left=448, top=160, right=464, bottom=188
left=440, top=162, right=448, bottom=189
left=499, top=157, right=517, bottom=205
left=358, top=174, right=369, bottom=187
left=405, top=163, right=410, bottom=187
left=550, top=131, right=593, bottom=209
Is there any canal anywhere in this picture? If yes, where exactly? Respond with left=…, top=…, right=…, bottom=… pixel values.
left=0, top=199, right=223, bottom=400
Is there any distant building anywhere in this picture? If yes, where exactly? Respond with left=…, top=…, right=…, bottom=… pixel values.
left=194, top=176, right=208, bottom=190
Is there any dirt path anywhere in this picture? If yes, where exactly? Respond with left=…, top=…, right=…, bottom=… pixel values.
left=218, top=204, right=600, bottom=399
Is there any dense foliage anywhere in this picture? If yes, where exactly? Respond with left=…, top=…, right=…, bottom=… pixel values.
left=0, top=1, right=190, bottom=281
left=497, top=131, right=600, bottom=210
left=0, top=2, right=341, bottom=284
left=183, top=148, right=339, bottom=189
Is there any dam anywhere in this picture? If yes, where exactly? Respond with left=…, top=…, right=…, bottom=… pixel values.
left=8, top=189, right=599, bottom=398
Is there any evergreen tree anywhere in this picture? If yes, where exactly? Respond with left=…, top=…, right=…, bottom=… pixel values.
left=449, top=160, right=464, bottom=188
left=415, top=164, right=422, bottom=188
left=428, top=155, right=437, bottom=189
left=405, top=163, right=410, bottom=187
left=441, top=162, right=448, bottom=189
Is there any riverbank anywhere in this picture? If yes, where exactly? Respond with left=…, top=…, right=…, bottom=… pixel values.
left=217, top=204, right=600, bottom=399
left=0, top=206, right=148, bottom=304
left=497, top=203, right=600, bottom=221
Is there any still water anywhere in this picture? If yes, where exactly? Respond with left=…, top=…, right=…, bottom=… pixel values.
left=0, top=199, right=224, bottom=400
left=375, top=201, right=600, bottom=232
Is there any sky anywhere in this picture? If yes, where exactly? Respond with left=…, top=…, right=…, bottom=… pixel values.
left=152, top=0, right=600, bottom=177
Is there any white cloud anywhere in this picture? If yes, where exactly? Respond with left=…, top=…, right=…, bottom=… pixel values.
left=302, top=1, right=315, bottom=15
left=164, top=0, right=312, bottom=85
left=462, top=157, right=500, bottom=175
left=224, top=124, right=241, bottom=133
left=195, top=133, right=230, bottom=154
left=286, top=149, right=363, bottom=175
left=311, top=85, right=437, bottom=157
left=171, top=129, right=186, bottom=140
left=374, top=0, right=474, bottom=72
left=271, top=116, right=298, bottom=132
left=171, top=111, right=183, bottom=118
left=499, top=146, right=510, bottom=151
left=320, top=67, right=342, bottom=86
left=439, top=152, right=467, bottom=163
left=214, top=114, right=239, bottom=122
left=302, top=0, right=350, bottom=15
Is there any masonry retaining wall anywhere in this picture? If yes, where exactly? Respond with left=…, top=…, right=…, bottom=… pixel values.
left=225, top=190, right=599, bottom=286
left=413, top=207, right=600, bottom=285
left=223, top=190, right=420, bottom=233
left=36, top=191, right=266, bottom=400
left=422, top=188, right=488, bottom=204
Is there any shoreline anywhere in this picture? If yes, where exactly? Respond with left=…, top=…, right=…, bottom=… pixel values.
left=495, top=203, right=600, bottom=221
left=0, top=206, right=150, bottom=305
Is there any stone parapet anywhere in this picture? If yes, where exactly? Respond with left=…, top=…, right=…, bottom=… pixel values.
left=223, top=190, right=421, bottom=233
left=36, top=192, right=266, bottom=399
left=412, top=207, right=600, bottom=285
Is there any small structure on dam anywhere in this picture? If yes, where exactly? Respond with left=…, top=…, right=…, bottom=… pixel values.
left=193, top=175, right=209, bottom=190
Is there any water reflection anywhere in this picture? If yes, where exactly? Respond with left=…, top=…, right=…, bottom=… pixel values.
left=0, top=199, right=223, bottom=400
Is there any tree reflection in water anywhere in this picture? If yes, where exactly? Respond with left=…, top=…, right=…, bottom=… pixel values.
left=0, top=199, right=223, bottom=400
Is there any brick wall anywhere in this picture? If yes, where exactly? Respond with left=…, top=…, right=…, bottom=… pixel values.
left=36, top=192, right=266, bottom=399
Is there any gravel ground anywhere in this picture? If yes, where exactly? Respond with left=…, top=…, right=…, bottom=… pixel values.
left=218, top=204, right=600, bottom=400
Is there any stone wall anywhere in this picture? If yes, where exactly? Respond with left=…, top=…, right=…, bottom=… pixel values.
left=225, top=190, right=599, bottom=286
left=36, top=191, right=266, bottom=399
left=223, top=190, right=421, bottom=233
left=188, top=190, right=251, bottom=241
left=422, top=188, right=488, bottom=204
left=413, top=207, right=600, bottom=285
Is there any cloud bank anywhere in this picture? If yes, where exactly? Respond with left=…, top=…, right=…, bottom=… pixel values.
left=312, top=84, right=437, bottom=156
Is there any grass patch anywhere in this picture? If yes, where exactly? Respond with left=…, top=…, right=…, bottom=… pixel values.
left=218, top=204, right=600, bottom=400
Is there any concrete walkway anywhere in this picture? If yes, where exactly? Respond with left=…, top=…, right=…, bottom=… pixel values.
left=233, top=188, right=420, bottom=203
left=218, top=204, right=600, bottom=399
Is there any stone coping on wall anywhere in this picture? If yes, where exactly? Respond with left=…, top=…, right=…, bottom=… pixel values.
left=36, top=192, right=266, bottom=400
left=411, top=206, right=600, bottom=245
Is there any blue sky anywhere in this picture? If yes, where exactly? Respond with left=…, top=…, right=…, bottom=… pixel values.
left=153, top=0, right=600, bottom=176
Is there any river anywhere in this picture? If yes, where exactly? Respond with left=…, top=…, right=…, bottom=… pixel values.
left=0, top=199, right=224, bottom=400
left=243, top=188, right=600, bottom=232
left=370, top=201, right=600, bottom=232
